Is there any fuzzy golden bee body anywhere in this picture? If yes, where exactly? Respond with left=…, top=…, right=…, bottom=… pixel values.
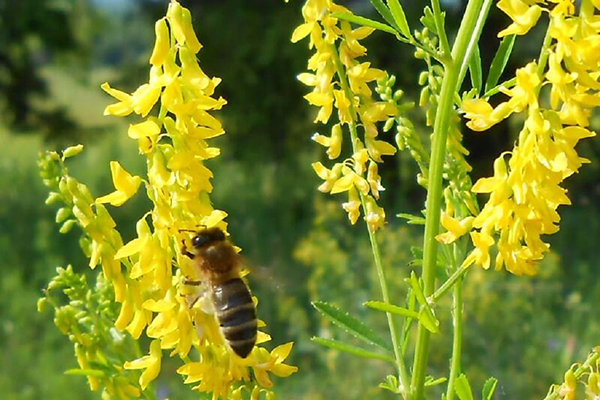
left=182, top=227, right=257, bottom=358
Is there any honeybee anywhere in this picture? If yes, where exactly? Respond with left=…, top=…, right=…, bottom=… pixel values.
left=181, top=227, right=257, bottom=358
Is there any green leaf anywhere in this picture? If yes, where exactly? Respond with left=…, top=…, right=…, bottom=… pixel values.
left=407, top=273, right=440, bottom=333
left=386, top=0, right=411, bottom=38
left=312, top=301, right=391, bottom=350
left=65, top=368, right=105, bottom=377
left=425, top=376, right=447, bottom=387
left=485, top=35, right=516, bottom=93
left=369, top=0, right=399, bottom=30
left=418, top=307, right=440, bottom=333
left=365, top=300, right=419, bottom=319
left=455, top=374, right=474, bottom=400
left=468, top=44, right=482, bottom=95
left=380, top=375, right=401, bottom=393
left=397, top=213, right=425, bottom=225
left=330, top=12, right=397, bottom=36
left=482, top=377, right=499, bottom=400
left=311, top=337, right=395, bottom=363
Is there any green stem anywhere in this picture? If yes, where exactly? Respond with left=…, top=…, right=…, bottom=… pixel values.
left=431, top=0, right=451, bottom=58
left=331, top=43, right=410, bottom=398
left=445, top=277, right=463, bottom=400
left=410, top=1, right=483, bottom=399
left=430, top=262, right=469, bottom=303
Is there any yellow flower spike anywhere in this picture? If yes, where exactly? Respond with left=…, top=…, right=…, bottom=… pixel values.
left=124, top=339, right=162, bottom=390
left=497, top=0, right=543, bottom=37
left=128, top=119, right=161, bottom=154
left=150, top=18, right=169, bottom=67
left=96, top=162, right=142, bottom=207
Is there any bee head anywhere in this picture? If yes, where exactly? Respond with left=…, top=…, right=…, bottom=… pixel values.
left=191, top=227, right=226, bottom=249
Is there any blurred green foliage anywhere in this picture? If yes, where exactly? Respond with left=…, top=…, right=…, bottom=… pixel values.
left=1, top=1, right=599, bottom=400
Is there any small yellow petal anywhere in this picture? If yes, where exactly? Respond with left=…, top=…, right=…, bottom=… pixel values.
left=114, top=238, right=145, bottom=259
left=150, top=18, right=170, bottom=66
left=291, top=22, right=314, bottom=43
left=96, top=162, right=142, bottom=207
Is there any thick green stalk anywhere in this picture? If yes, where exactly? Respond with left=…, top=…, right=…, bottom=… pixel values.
left=410, top=1, right=483, bottom=399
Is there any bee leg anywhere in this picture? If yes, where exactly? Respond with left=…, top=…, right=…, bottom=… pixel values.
left=181, top=239, right=195, bottom=259
left=187, top=293, right=202, bottom=308
left=183, top=278, right=202, bottom=286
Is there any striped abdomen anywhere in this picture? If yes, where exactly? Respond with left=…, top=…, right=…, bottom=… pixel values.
left=211, top=278, right=257, bottom=358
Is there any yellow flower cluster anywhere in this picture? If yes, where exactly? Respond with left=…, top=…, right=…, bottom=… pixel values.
left=460, top=0, right=596, bottom=274
left=292, top=0, right=397, bottom=231
left=97, top=1, right=295, bottom=398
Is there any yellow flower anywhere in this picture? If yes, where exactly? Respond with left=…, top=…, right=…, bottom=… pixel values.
left=250, top=343, right=298, bottom=388
left=461, top=98, right=496, bottom=131
left=497, top=0, right=543, bottom=37
left=128, top=120, right=161, bottom=154
left=312, top=124, right=343, bottom=159
left=96, top=162, right=142, bottom=207
left=124, top=339, right=162, bottom=390
left=462, top=230, right=495, bottom=269
left=342, top=187, right=361, bottom=224
left=436, top=213, right=474, bottom=244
